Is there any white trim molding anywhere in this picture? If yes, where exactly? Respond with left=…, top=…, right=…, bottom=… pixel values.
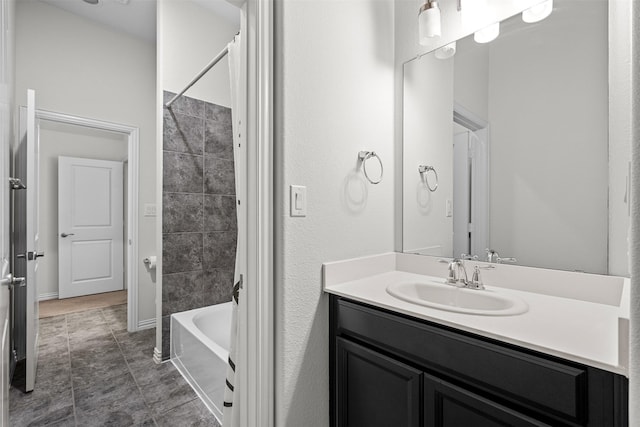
left=241, top=0, right=274, bottom=426
left=38, top=292, right=58, bottom=301
left=137, top=318, right=156, bottom=330
left=34, top=109, right=141, bottom=333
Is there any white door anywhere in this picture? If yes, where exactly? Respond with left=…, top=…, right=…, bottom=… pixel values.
left=453, top=128, right=490, bottom=260
left=15, top=89, right=41, bottom=393
left=453, top=131, right=471, bottom=258
left=58, top=157, right=124, bottom=299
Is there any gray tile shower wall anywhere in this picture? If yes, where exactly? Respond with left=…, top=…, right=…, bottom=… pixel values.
left=162, top=91, right=236, bottom=359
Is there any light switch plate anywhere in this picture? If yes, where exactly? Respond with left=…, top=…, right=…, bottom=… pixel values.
left=290, top=185, right=307, bottom=217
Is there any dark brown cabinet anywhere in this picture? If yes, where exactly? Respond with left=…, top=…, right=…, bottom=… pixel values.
left=330, top=295, right=628, bottom=427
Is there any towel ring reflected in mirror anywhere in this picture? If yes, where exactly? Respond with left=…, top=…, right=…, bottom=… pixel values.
left=418, top=164, right=438, bottom=192
left=358, top=150, right=384, bottom=185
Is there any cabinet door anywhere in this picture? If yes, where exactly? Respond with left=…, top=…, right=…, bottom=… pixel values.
left=424, top=373, right=551, bottom=427
left=336, top=338, right=422, bottom=427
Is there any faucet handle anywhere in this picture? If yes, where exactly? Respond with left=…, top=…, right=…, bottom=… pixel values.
left=485, top=248, right=498, bottom=263
left=469, top=266, right=485, bottom=290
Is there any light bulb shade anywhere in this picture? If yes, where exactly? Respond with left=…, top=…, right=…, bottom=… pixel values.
left=435, top=41, right=456, bottom=59
left=474, top=22, right=500, bottom=43
left=522, top=0, right=553, bottom=23
left=419, top=1, right=441, bottom=44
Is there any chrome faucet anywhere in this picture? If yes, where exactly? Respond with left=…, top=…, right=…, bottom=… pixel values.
left=485, top=249, right=517, bottom=264
left=447, top=259, right=468, bottom=287
left=447, top=259, right=485, bottom=290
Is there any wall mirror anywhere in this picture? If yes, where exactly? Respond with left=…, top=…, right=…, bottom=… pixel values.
left=402, top=0, right=628, bottom=275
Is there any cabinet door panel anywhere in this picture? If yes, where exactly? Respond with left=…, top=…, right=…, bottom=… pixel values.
left=337, top=338, right=422, bottom=427
left=337, top=299, right=586, bottom=422
left=424, top=373, right=551, bottom=427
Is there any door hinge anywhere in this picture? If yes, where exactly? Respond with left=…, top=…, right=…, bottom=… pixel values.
left=9, top=178, right=26, bottom=190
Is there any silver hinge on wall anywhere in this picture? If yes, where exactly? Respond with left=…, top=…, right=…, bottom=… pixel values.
left=9, top=178, right=26, bottom=190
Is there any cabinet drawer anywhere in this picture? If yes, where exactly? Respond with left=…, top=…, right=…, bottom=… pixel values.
left=337, top=299, right=587, bottom=424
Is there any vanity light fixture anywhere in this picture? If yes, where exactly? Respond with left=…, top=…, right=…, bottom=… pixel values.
left=522, top=0, right=553, bottom=23
left=474, top=22, right=500, bottom=43
left=435, top=41, right=456, bottom=59
left=418, top=0, right=442, bottom=44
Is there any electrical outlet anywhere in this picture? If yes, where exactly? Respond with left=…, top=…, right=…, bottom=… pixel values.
left=144, top=204, right=157, bottom=217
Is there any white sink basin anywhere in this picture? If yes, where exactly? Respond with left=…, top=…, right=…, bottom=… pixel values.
left=386, top=281, right=528, bottom=316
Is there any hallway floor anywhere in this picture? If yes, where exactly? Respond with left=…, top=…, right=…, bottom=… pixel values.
left=9, top=304, right=220, bottom=426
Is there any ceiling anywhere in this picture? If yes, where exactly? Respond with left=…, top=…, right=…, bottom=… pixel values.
left=39, top=0, right=241, bottom=43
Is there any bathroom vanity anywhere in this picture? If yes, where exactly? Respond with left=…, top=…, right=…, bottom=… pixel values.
left=324, top=253, right=629, bottom=427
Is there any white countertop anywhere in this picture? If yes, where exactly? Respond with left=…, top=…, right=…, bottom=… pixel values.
left=323, top=253, right=630, bottom=377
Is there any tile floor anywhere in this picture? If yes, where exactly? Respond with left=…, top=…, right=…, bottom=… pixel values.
left=9, top=304, right=221, bottom=427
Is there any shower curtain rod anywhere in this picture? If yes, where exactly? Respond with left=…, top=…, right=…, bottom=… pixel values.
left=165, top=44, right=230, bottom=108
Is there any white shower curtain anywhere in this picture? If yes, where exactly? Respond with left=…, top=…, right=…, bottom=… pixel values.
left=223, top=32, right=244, bottom=427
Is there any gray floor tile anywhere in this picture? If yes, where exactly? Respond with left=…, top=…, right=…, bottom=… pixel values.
left=141, top=365, right=198, bottom=416
left=75, top=394, right=153, bottom=427
left=11, top=406, right=75, bottom=427
left=9, top=386, right=74, bottom=426
left=113, top=328, right=155, bottom=359
left=34, top=361, right=72, bottom=395
left=71, top=360, right=130, bottom=391
left=74, top=372, right=140, bottom=409
left=38, top=336, right=69, bottom=357
left=39, top=316, right=68, bottom=337
left=127, top=355, right=175, bottom=388
left=66, top=309, right=105, bottom=327
left=10, top=303, right=187, bottom=427
left=69, top=324, right=113, bottom=350
left=155, top=399, right=219, bottom=427
left=42, top=416, right=77, bottom=426
left=101, top=305, right=127, bottom=332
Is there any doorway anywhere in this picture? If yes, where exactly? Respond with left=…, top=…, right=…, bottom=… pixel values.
left=452, top=104, right=490, bottom=259
left=34, top=109, right=140, bottom=331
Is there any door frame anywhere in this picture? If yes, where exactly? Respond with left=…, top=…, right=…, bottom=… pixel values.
left=453, top=103, right=490, bottom=259
left=34, top=109, right=140, bottom=332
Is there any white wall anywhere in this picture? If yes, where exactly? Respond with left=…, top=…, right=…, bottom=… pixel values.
left=161, top=0, right=239, bottom=107
left=15, top=0, right=156, bottom=323
left=454, top=37, right=490, bottom=121
left=488, top=2, right=608, bottom=273
left=274, top=1, right=395, bottom=425
left=627, top=1, right=640, bottom=424
left=403, top=54, right=454, bottom=256
left=609, top=0, right=633, bottom=277
left=38, top=123, right=128, bottom=299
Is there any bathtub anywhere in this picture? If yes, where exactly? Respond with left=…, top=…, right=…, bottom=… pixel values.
left=171, top=302, right=232, bottom=423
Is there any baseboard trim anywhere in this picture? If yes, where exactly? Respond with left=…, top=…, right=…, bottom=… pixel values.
left=137, top=318, right=155, bottom=330
left=153, top=346, right=163, bottom=364
left=38, top=292, right=59, bottom=301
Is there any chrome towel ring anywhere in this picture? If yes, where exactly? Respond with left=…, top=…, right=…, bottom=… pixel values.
left=418, top=164, right=438, bottom=192
left=359, top=151, right=383, bottom=184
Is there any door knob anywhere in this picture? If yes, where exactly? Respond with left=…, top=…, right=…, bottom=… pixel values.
left=60, top=233, right=75, bottom=238
left=0, top=274, right=25, bottom=288
left=34, top=252, right=44, bottom=259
